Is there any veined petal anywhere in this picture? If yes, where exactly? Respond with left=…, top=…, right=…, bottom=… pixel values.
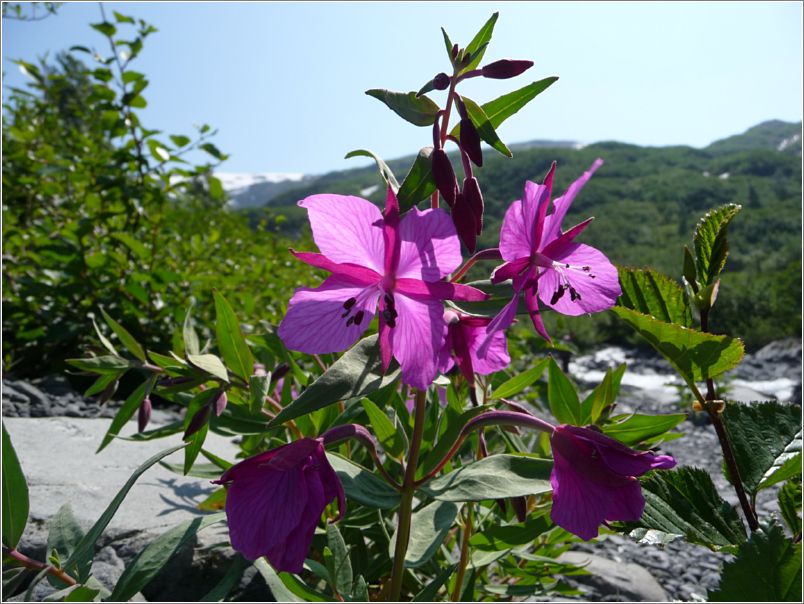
left=299, top=194, right=385, bottom=273
left=390, top=293, right=447, bottom=390
left=550, top=458, right=611, bottom=541
left=460, top=318, right=510, bottom=374
left=397, top=206, right=463, bottom=281
left=491, top=256, right=530, bottom=285
left=395, top=278, right=487, bottom=302
left=523, top=277, right=552, bottom=342
left=498, top=199, right=532, bottom=262
left=289, top=249, right=381, bottom=286
left=529, top=162, right=556, bottom=253
left=278, top=276, right=379, bottom=354
left=538, top=243, right=621, bottom=316
left=539, top=159, right=603, bottom=248
left=603, top=480, right=646, bottom=523
left=477, top=272, right=528, bottom=357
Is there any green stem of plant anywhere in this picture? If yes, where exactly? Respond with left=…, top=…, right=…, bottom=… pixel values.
left=387, top=388, right=427, bottom=601
left=450, top=505, right=473, bottom=601
left=3, top=547, right=77, bottom=587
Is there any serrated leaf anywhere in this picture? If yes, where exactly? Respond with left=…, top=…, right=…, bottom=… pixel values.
left=611, top=306, right=744, bottom=384
left=617, top=267, right=692, bottom=326
left=325, top=453, right=400, bottom=509
left=424, top=454, right=552, bottom=502
left=602, top=413, right=686, bottom=446
left=709, top=521, right=801, bottom=602
left=760, top=453, right=802, bottom=491
left=694, top=204, right=741, bottom=287
left=627, top=467, right=746, bottom=550
left=64, top=444, right=186, bottom=581
left=397, top=146, right=436, bottom=211
left=326, top=523, right=353, bottom=596
left=459, top=12, right=498, bottom=74
left=458, top=96, right=511, bottom=157
left=269, top=335, right=399, bottom=427
left=490, top=358, right=548, bottom=399
left=778, top=477, right=802, bottom=536
left=344, top=149, right=399, bottom=191
left=388, top=500, right=459, bottom=568
left=110, top=513, right=225, bottom=601
left=213, top=291, right=254, bottom=381
left=97, top=381, right=147, bottom=452
left=187, top=354, right=229, bottom=383
left=365, top=89, right=440, bottom=127
left=100, top=308, right=146, bottom=361
left=547, top=358, right=581, bottom=425
left=721, top=401, right=802, bottom=495
left=2, top=425, right=29, bottom=549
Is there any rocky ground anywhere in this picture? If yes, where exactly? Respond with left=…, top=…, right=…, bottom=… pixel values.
left=2, top=338, right=801, bottom=602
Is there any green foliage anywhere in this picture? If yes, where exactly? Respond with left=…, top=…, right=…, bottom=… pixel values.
left=364, top=90, right=440, bottom=127
left=2, top=425, right=29, bottom=549
left=617, top=267, right=692, bottom=326
left=389, top=500, right=459, bottom=568
left=396, top=147, right=436, bottom=211
left=709, top=521, right=801, bottom=602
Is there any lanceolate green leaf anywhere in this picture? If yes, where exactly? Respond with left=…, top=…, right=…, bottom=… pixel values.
left=213, top=290, right=254, bottom=381
left=182, top=301, right=200, bottom=356
left=547, top=359, right=581, bottom=425
left=617, top=266, right=692, bottom=326
left=47, top=504, right=85, bottom=565
left=388, top=500, right=459, bottom=568
left=396, top=146, right=436, bottom=211
left=344, top=149, right=399, bottom=191
left=694, top=204, right=741, bottom=286
left=490, top=358, right=548, bottom=399
left=269, top=335, right=399, bottom=428
left=460, top=96, right=511, bottom=157
left=602, top=413, right=686, bottom=446
left=100, top=308, right=146, bottom=362
left=459, top=12, right=498, bottom=74
left=2, top=425, right=29, bottom=549
left=611, top=306, right=744, bottom=384
left=110, top=513, right=225, bottom=601
left=425, top=454, right=552, bottom=502
left=65, top=444, right=187, bottom=581
left=419, top=405, right=490, bottom=476
left=480, top=78, right=558, bottom=129
left=97, top=381, right=148, bottom=453
left=364, top=89, right=440, bottom=127
left=325, top=523, right=353, bottom=596
left=187, top=353, right=229, bottom=383
left=326, top=453, right=400, bottom=509
left=580, top=364, right=626, bottom=424
left=721, top=401, right=802, bottom=495
left=66, top=355, right=132, bottom=374
left=413, top=564, right=457, bottom=601
left=361, top=399, right=405, bottom=458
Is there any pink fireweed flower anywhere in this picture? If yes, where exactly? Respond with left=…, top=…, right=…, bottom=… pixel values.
left=278, top=188, right=487, bottom=390
left=213, top=437, right=345, bottom=573
left=550, top=424, right=676, bottom=540
left=484, top=160, right=621, bottom=344
left=438, top=309, right=510, bottom=382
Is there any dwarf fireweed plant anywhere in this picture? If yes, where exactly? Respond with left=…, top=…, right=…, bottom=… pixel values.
left=3, top=11, right=801, bottom=604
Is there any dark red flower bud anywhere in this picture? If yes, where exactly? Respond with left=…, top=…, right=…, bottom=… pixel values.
left=459, top=119, right=483, bottom=167
left=433, top=72, right=450, bottom=90
left=480, top=59, right=534, bottom=79
left=213, top=389, right=228, bottom=417
left=184, top=404, right=210, bottom=440
left=432, top=149, right=457, bottom=207
left=452, top=192, right=477, bottom=253
left=463, top=176, right=484, bottom=235
left=451, top=43, right=459, bottom=59
left=511, top=496, right=529, bottom=523
left=272, top=362, right=290, bottom=382
left=138, top=396, right=152, bottom=433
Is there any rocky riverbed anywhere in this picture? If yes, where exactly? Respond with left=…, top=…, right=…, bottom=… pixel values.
left=3, top=338, right=801, bottom=602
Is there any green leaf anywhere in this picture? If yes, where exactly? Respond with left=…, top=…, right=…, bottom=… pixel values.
left=760, top=453, right=803, bottom=491
left=326, top=523, right=353, bottom=596
left=64, top=444, right=186, bottom=581
left=110, top=514, right=226, bottom=601
left=350, top=575, right=368, bottom=602
left=249, top=374, right=272, bottom=415
left=66, top=355, right=132, bottom=374
left=490, top=358, right=548, bottom=399
left=112, top=11, right=135, bottom=24
left=344, top=149, right=399, bottom=191
left=84, top=372, right=119, bottom=398
left=199, top=555, right=247, bottom=602
left=469, top=513, right=551, bottom=551
left=213, top=291, right=254, bottom=381
left=425, top=454, right=552, bottom=502
left=364, top=89, right=440, bottom=127
left=459, top=96, right=511, bottom=157
left=413, top=564, right=456, bottom=601
left=709, top=521, right=801, bottom=602
left=91, top=318, right=118, bottom=356
left=147, top=139, right=169, bottom=161
left=626, top=467, right=746, bottom=550
left=183, top=302, right=200, bottom=356
left=270, top=335, right=399, bottom=427
left=110, top=232, right=149, bottom=261
left=459, top=12, right=498, bottom=74
left=389, top=500, right=459, bottom=568
left=778, top=477, right=802, bottom=536
left=47, top=504, right=85, bottom=567
left=2, top=425, right=29, bottom=549
left=440, top=28, right=454, bottom=64
left=396, top=147, right=436, bottom=211
left=602, top=413, right=686, bottom=446
left=326, top=453, right=400, bottom=509
left=580, top=364, right=626, bottom=424
left=361, top=399, right=405, bottom=458
left=187, top=353, right=229, bottom=383
left=169, top=134, right=191, bottom=148
left=547, top=359, right=581, bottom=425
left=617, top=267, right=692, bottom=326
left=419, top=405, right=490, bottom=477
left=90, top=22, right=116, bottom=37
left=100, top=308, right=146, bottom=361
left=200, top=142, right=226, bottom=160
left=682, top=246, right=698, bottom=290
left=253, top=559, right=303, bottom=602
left=97, top=381, right=147, bottom=452
left=694, top=204, right=741, bottom=287
left=611, top=306, right=744, bottom=384
left=721, top=401, right=802, bottom=495
left=183, top=389, right=217, bottom=474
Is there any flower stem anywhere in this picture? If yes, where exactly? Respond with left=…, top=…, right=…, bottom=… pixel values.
left=450, top=505, right=473, bottom=601
left=3, top=547, right=77, bottom=587
left=388, top=388, right=427, bottom=600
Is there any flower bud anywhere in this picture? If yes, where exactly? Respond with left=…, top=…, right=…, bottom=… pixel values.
left=433, top=72, right=450, bottom=90
left=138, top=396, right=152, bottom=433
left=511, top=496, right=529, bottom=523
left=213, top=389, right=228, bottom=416
left=431, top=149, right=457, bottom=207
left=463, top=176, right=484, bottom=235
left=451, top=43, right=459, bottom=59
left=459, top=119, right=483, bottom=167
left=480, top=59, right=534, bottom=79
left=452, top=192, right=477, bottom=253
left=184, top=404, right=210, bottom=440
left=272, top=362, right=290, bottom=382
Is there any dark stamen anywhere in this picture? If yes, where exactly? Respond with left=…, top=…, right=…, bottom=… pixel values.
left=346, top=316, right=355, bottom=326
left=384, top=293, right=395, bottom=309
left=582, top=266, right=591, bottom=272
left=353, top=310, right=365, bottom=326
left=382, top=309, right=396, bottom=327
left=569, top=287, right=581, bottom=301
left=343, top=297, right=357, bottom=310
left=565, top=263, right=570, bottom=268
left=550, top=286, right=566, bottom=305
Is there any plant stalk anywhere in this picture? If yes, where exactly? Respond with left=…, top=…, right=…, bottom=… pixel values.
left=387, top=389, right=427, bottom=600
left=3, top=548, right=77, bottom=587
left=450, top=505, right=473, bottom=601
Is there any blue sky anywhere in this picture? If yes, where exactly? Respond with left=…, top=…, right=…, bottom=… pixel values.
left=3, top=1, right=802, bottom=175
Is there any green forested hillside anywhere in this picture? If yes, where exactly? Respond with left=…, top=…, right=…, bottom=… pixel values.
left=250, top=122, right=802, bottom=349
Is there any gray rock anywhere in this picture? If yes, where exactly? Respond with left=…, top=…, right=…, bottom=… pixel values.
left=559, top=551, right=668, bottom=602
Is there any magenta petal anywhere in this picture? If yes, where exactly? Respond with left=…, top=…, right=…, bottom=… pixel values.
left=538, top=243, right=621, bottom=316
left=299, top=194, right=385, bottom=274
left=395, top=278, right=487, bottom=302
left=461, top=320, right=510, bottom=374
left=523, top=278, right=552, bottom=342
left=539, top=159, right=603, bottom=248
left=383, top=187, right=401, bottom=276
left=530, top=163, right=556, bottom=252
left=604, top=479, right=647, bottom=523
left=278, top=276, right=379, bottom=354
left=397, top=206, right=462, bottom=281
left=549, top=458, right=609, bottom=541
left=498, top=199, right=532, bottom=262
left=390, top=293, right=447, bottom=390
left=289, top=249, right=380, bottom=286
left=490, top=256, right=530, bottom=285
